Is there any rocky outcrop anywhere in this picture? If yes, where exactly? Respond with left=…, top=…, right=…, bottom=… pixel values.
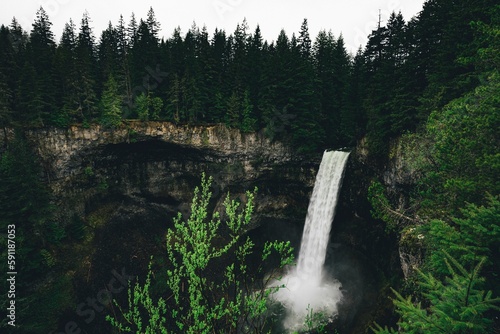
left=379, top=138, right=424, bottom=279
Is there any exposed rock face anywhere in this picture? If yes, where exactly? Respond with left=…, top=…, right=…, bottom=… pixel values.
left=335, top=138, right=403, bottom=277
left=380, top=138, right=423, bottom=279
left=19, top=121, right=318, bottom=226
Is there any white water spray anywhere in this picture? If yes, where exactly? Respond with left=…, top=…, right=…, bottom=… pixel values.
left=271, top=150, right=350, bottom=331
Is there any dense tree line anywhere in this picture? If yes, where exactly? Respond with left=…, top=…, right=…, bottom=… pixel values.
left=0, top=0, right=494, bottom=153
left=0, top=9, right=348, bottom=153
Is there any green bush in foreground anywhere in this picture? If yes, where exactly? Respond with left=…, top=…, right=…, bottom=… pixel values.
left=372, top=251, right=500, bottom=334
left=107, top=173, right=294, bottom=334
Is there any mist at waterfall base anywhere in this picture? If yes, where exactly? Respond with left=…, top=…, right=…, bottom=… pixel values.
left=269, top=150, right=350, bottom=332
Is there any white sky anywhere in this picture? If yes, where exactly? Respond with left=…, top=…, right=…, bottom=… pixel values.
left=1, top=0, right=426, bottom=54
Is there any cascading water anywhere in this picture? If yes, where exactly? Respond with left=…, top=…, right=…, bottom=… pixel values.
left=296, top=150, right=351, bottom=282
left=270, top=150, right=350, bottom=331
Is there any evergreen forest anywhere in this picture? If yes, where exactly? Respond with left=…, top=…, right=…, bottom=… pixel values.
left=0, top=0, right=499, bottom=332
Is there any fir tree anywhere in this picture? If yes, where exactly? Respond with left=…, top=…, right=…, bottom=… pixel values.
left=146, top=7, right=161, bottom=40
left=240, top=90, right=256, bottom=132
left=75, top=11, right=98, bottom=122
left=298, top=18, right=312, bottom=59
left=372, top=252, right=500, bottom=334
left=55, top=19, right=80, bottom=125
left=27, top=6, right=57, bottom=125
left=100, top=74, right=122, bottom=127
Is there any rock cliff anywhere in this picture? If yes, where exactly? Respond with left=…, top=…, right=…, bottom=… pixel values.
left=12, top=121, right=318, bottom=227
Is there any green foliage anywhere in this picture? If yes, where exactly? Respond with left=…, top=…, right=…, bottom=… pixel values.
left=424, top=195, right=500, bottom=277
left=100, top=74, right=123, bottom=127
left=40, top=249, right=56, bottom=268
left=84, top=165, right=94, bottom=177
left=225, top=91, right=241, bottom=129
left=368, top=180, right=416, bottom=232
left=368, top=181, right=397, bottom=232
left=372, top=252, right=500, bottom=334
left=302, top=305, right=328, bottom=334
left=240, top=90, right=257, bottom=133
left=136, top=93, right=163, bottom=121
left=136, top=93, right=149, bottom=121
left=47, top=221, right=66, bottom=245
left=98, top=179, right=109, bottom=191
left=150, top=96, right=163, bottom=120
left=108, top=173, right=294, bottom=333
left=420, top=72, right=500, bottom=217
left=367, top=14, right=500, bottom=329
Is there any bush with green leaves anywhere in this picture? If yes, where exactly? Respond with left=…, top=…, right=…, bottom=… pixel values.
left=107, top=173, right=294, bottom=334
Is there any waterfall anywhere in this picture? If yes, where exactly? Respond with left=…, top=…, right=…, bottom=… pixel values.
left=271, top=150, right=350, bottom=331
left=296, top=150, right=350, bottom=283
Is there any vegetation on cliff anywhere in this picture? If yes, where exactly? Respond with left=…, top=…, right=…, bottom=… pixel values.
left=369, top=6, right=500, bottom=332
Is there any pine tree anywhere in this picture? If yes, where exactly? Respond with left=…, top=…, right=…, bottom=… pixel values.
left=115, top=14, right=133, bottom=111
left=26, top=6, right=57, bottom=125
left=0, top=25, right=15, bottom=127
left=100, top=74, right=122, bottom=127
left=362, top=11, right=413, bottom=154
left=131, top=19, right=160, bottom=90
left=146, top=7, right=161, bottom=40
left=313, top=31, right=350, bottom=147
left=209, top=28, right=231, bottom=122
left=98, top=22, right=119, bottom=84
left=298, top=18, right=312, bottom=59
left=246, top=25, right=263, bottom=123
left=225, top=90, right=240, bottom=128
left=53, top=20, right=78, bottom=126
left=75, top=11, right=98, bottom=122
left=182, top=23, right=204, bottom=123
left=195, top=25, right=214, bottom=122
left=17, top=61, right=44, bottom=126
left=240, top=90, right=256, bottom=132
left=372, top=252, right=500, bottom=334
left=167, top=73, right=183, bottom=122
left=9, top=18, right=28, bottom=53
left=341, top=47, right=365, bottom=144
left=230, top=19, right=250, bottom=98
left=289, top=24, right=323, bottom=153
left=416, top=0, right=495, bottom=114
left=127, top=13, right=138, bottom=48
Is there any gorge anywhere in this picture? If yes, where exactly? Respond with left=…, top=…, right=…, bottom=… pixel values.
left=1, top=122, right=401, bottom=333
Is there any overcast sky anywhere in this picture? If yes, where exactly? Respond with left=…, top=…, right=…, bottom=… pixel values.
left=2, top=0, right=426, bottom=54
